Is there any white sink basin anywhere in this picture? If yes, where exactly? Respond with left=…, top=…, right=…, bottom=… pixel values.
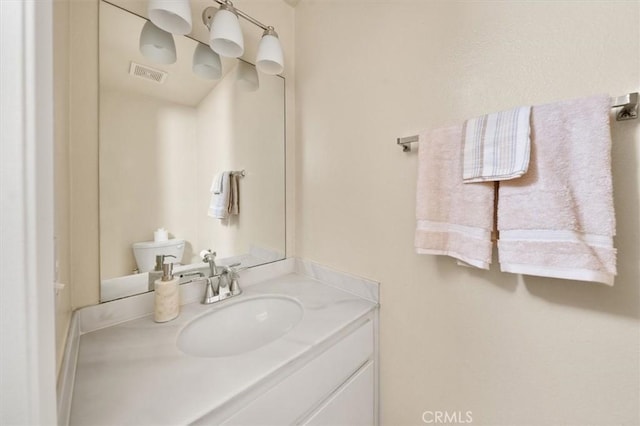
left=177, top=296, right=304, bottom=357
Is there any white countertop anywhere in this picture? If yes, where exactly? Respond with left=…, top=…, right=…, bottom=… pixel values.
left=70, top=262, right=378, bottom=425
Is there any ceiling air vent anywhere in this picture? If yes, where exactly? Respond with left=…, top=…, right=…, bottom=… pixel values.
left=129, top=62, right=168, bottom=84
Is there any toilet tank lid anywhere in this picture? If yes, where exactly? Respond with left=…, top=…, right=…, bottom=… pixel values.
left=132, top=239, right=185, bottom=249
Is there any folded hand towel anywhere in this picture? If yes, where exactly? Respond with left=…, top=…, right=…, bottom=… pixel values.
left=463, top=106, right=532, bottom=182
left=415, top=126, right=495, bottom=269
left=211, top=173, right=224, bottom=195
left=497, top=95, right=617, bottom=285
left=208, top=172, right=231, bottom=219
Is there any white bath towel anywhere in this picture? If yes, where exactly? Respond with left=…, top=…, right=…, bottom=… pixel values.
left=208, top=172, right=231, bottom=219
left=415, top=126, right=495, bottom=269
left=497, top=95, right=617, bottom=285
left=463, top=106, right=532, bottom=182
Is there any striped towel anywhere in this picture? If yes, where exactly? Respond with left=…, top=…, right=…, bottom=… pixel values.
left=462, top=106, right=532, bottom=183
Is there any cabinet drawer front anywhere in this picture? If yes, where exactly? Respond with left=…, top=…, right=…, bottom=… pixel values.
left=302, top=361, right=375, bottom=426
left=221, top=320, right=373, bottom=426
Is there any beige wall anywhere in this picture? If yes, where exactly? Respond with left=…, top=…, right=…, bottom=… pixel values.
left=53, top=0, right=72, bottom=373
left=52, top=0, right=100, bottom=373
left=295, top=1, right=640, bottom=425
left=69, top=0, right=100, bottom=307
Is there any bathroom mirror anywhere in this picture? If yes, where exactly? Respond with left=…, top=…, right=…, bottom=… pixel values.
left=99, top=1, right=285, bottom=302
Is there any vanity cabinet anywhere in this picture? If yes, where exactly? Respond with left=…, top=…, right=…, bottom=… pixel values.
left=205, top=319, right=377, bottom=426
left=67, top=260, right=379, bottom=426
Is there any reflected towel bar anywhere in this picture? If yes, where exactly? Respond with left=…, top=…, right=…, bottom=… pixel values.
left=397, top=92, right=638, bottom=152
left=232, top=170, right=246, bottom=177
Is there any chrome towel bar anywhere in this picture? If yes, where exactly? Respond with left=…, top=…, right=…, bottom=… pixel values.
left=397, top=92, right=638, bottom=152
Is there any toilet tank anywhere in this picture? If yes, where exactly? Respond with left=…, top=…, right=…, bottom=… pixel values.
left=132, top=239, right=186, bottom=272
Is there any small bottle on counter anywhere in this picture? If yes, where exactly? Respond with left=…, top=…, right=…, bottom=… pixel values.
left=154, top=262, right=180, bottom=323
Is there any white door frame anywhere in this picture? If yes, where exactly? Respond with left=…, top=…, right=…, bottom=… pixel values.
left=0, top=0, right=58, bottom=423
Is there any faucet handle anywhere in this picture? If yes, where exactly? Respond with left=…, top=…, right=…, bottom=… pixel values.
left=228, top=263, right=248, bottom=275
left=226, top=262, right=241, bottom=271
left=227, top=263, right=242, bottom=296
left=217, top=263, right=241, bottom=276
left=199, top=249, right=216, bottom=263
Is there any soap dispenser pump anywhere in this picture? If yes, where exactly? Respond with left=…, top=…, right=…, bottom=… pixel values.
left=154, top=262, right=180, bottom=323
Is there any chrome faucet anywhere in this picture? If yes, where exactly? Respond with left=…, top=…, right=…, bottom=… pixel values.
left=199, top=251, right=242, bottom=305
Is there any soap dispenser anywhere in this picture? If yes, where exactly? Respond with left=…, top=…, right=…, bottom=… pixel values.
left=154, top=262, right=180, bottom=323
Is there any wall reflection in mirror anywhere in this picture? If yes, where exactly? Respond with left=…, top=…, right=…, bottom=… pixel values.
left=99, top=1, right=285, bottom=302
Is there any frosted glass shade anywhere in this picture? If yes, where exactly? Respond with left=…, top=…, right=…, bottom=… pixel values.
left=192, top=44, right=222, bottom=80
left=236, top=61, right=259, bottom=92
left=139, top=21, right=176, bottom=64
left=256, top=33, right=284, bottom=75
left=209, top=7, right=244, bottom=58
left=148, top=0, right=192, bottom=35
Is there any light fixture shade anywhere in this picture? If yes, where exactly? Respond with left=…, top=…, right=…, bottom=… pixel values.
left=209, top=6, right=244, bottom=58
left=256, top=30, right=284, bottom=75
left=236, top=61, right=259, bottom=92
left=148, top=0, right=192, bottom=35
left=192, top=43, right=221, bottom=80
left=139, top=20, right=176, bottom=64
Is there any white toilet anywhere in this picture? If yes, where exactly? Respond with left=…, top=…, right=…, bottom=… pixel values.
left=132, top=239, right=185, bottom=273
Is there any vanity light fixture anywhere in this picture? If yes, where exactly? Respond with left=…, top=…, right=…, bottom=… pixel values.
left=192, top=43, right=222, bottom=80
left=208, top=2, right=244, bottom=58
left=203, top=0, right=285, bottom=75
left=148, top=0, right=192, bottom=35
left=139, top=20, right=177, bottom=64
left=256, top=27, right=284, bottom=75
